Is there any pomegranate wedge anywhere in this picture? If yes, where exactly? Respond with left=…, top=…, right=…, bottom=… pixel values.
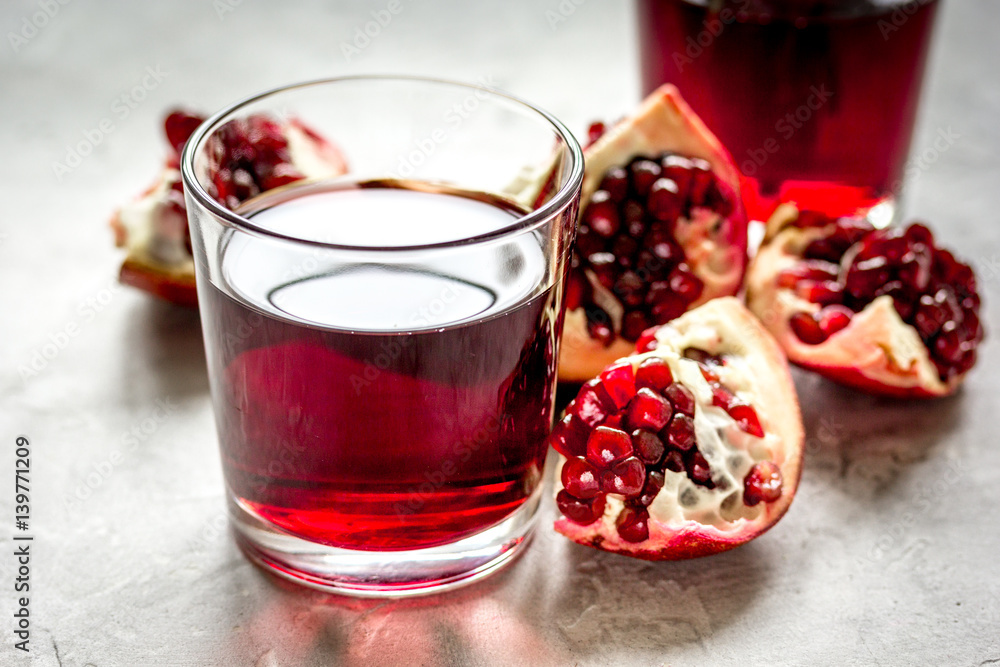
left=111, top=110, right=347, bottom=306
left=746, top=205, right=984, bottom=397
left=550, top=298, right=803, bottom=560
left=559, top=85, right=748, bottom=383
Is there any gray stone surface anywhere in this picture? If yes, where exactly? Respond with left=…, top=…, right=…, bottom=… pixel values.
left=2, top=0, right=999, bottom=665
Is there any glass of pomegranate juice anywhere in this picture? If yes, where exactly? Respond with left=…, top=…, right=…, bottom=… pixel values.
left=637, top=0, right=941, bottom=223
left=180, top=76, right=583, bottom=596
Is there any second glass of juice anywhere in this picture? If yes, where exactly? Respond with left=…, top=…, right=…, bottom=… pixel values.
left=638, top=0, right=941, bottom=222
left=181, top=76, right=583, bottom=596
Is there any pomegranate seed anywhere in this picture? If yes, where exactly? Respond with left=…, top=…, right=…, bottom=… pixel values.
left=614, top=271, right=645, bottom=308
left=686, top=451, right=714, bottom=486
left=574, top=226, right=605, bottom=258
left=598, top=360, right=637, bottom=409
left=665, top=414, right=695, bottom=451
left=635, top=327, right=661, bottom=353
left=686, top=159, right=715, bottom=206
left=585, top=190, right=620, bottom=238
left=561, top=457, right=601, bottom=499
left=164, top=110, right=205, bottom=156
left=647, top=178, right=682, bottom=222
left=599, top=166, right=629, bottom=203
left=586, top=426, right=633, bottom=467
left=818, top=305, right=853, bottom=337
left=586, top=122, right=606, bottom=147
left=796, top=280, right=843, bottom=305
left=664, top=383, right=695, bottom=416
left=629, top=159, right=661, bottom=198
left=611, top=236, right=640, bottom=267
left=710, top=381, right=734, bottom=410
left=557, top=490, right=606, bottom=525
left=621, top=311, right=652, bottom=342
left=588, top=252, right=618, bottom=290
left=727, top=402, right=764, bottom=437
left=790, top=311, right=827, bottom=345
left=743, top=461, right=783, bottom=506
left=626, top=388, right=674, bottom=432
left=635, top=470, right=665, bottom=507
left=602, top=457, right=646, bottom=496
left=906, top=222, right=934, bottom=246
left=635, top=357, right=674, bottom=392
left=845, top=256, right=891, bottom=300
left=631, top=429, right=665, bottom=465
left=603, top=414, right=624, bottom=430
left=662, top=450, right=685, bottom=472
left=650, top=293, right=687, bottom=324
left=548, top=413, right=589, bottom=458
left=650, top=239, right=683, bottom=263
left=668, top=266, right=704, bottom=302
left=615, top=506, right=650, bottom=542
left=660, top=154, right=693, bottom=194
left=587, top=318, right=615, bottom=347
left=933, top=329, right=964, bottom=365
left=573, top=379, right=615, bottom=427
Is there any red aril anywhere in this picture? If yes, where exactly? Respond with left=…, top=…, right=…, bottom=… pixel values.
left=111, top=109, right=346, bottom=306
left=746, top=204, right=984, bottom=397
left=549, top=298, right=803, bottom=560
left=559, top=85, right=748, bottom=383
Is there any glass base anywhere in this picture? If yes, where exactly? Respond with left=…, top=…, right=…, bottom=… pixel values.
left=228, top=486, right=541, bottom=598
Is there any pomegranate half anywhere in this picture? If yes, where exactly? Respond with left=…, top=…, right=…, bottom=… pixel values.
left=746, top=205, right=984, bottom=397
left=549, top=297, right=803, bottom=560
left=558, top=85, right=748, bottom=383
left=111, top=110, right=346, bottom=306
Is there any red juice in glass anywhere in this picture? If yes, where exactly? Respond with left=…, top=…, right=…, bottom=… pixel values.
left=198, top=181, right=562, bottom=551
left=637, top=0, right=940, bottom=220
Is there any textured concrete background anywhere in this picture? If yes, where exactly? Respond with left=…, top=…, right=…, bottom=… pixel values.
left=2, top=1, right=999, bottom=665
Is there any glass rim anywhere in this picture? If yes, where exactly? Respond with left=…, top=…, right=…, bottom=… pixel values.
left=180, top=74, right=584, bottom=252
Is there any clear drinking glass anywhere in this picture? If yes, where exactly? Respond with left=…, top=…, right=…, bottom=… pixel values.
left=637, top=0, right=941, bottom=224
left=180, top=76, right=583, bottom=596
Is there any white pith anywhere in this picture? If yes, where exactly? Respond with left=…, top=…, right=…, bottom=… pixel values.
left=117, top=168, right=192, bottom=271
left=558, top=85, right=746, bottom=383
left=114, top=118, right=346, bottom=276
left=556, top=298, right=803, bottom=548
left=747, top=205, right=955, bottom=396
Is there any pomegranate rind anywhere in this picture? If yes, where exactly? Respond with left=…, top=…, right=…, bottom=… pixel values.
left=555, top=298, right=804, bottom=560
left=559, top=85, right=748, bottom=382
left=112, top=114, right=347, bottom=307
left=747, top=204, right=961, bottom=398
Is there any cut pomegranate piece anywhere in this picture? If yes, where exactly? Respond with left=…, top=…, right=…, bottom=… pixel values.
left=111, top=109, right=347, bottom=306
left=550, top=298, right=803, bottom=560
left=558, top=85, right=749, bottom=383
left=746, top=204, right=985, bottom=397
